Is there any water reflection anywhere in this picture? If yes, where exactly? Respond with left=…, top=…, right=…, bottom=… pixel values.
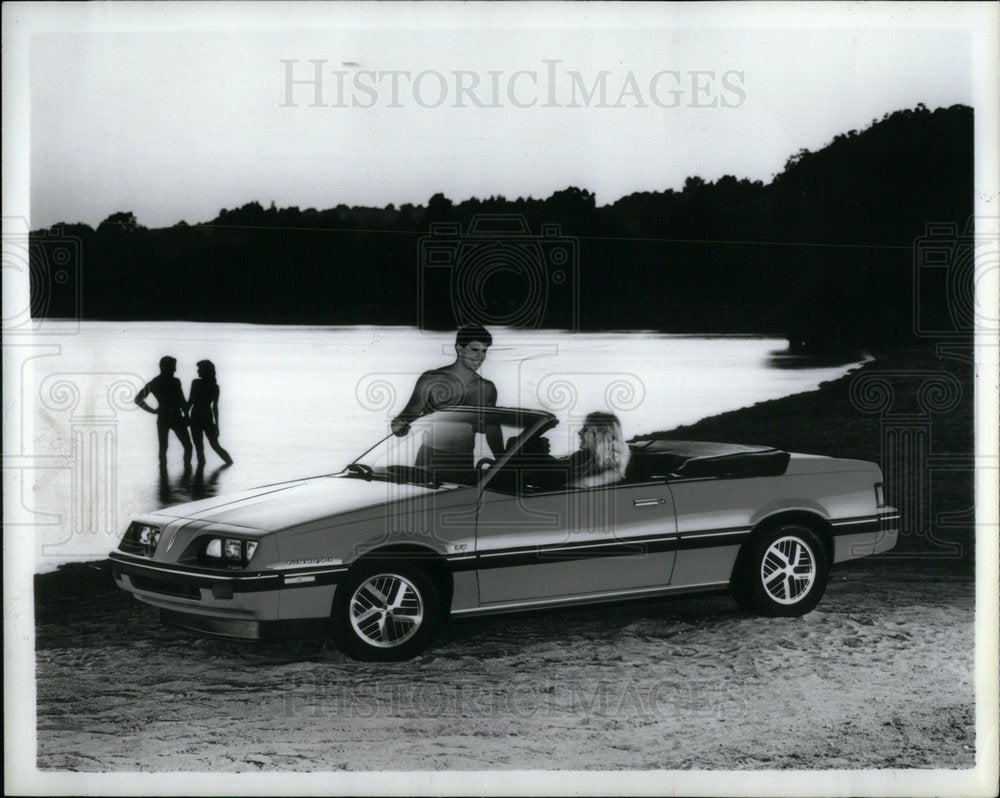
left=33, top=324, right=872, bottom=571
left=766, top=347, right=871, bottom=370
left=158, top=462, right=230, bottom=507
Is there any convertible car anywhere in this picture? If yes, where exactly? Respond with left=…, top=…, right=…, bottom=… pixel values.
left=110, top=406, right=899, bottom=660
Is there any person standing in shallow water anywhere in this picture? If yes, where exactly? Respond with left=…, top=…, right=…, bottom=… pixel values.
left=187, top=360, right=234, bottom=466
left=135, top=355, right=193, bottom=465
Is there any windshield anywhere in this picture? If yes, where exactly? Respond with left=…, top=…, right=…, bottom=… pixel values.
left=351, top=408, right=551, bottom=487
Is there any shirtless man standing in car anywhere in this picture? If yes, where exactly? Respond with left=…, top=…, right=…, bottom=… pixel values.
left=391, top=325, right=504, bottom=476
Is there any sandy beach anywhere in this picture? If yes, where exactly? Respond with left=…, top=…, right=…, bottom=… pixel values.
left=35, top=557, right=974, bottom=772
left=33, top=346, right=978, bottom=772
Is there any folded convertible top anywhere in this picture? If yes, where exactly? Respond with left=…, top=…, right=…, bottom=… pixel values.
left=627, top=439, right=791, bottom=480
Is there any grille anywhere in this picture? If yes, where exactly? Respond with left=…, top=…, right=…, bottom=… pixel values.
left=131, top=575, right=201, bottom=599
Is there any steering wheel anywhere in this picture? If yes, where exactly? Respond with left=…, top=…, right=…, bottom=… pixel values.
left=476, top=457, right=495, bottom=472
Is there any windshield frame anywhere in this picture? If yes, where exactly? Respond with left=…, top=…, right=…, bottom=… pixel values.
left=348, top=406, right=558, bottom=490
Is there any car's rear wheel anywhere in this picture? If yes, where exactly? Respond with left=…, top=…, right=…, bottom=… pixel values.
left=733, top=523, right=829, bottom=617
left=334, top=559, right=440, bottom=661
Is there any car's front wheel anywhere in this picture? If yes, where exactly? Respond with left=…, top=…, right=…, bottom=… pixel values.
left=733, top=524, right=829, bottom=617
left=334, top=560, right=441, bottom=661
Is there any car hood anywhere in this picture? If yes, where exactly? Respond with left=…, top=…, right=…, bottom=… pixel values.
left=151, top=475, right=439, bottom=531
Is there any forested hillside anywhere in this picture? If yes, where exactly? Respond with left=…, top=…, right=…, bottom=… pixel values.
left=31, top=104, right=973, bottom=350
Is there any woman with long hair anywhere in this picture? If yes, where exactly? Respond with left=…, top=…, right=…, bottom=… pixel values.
left=568, top=411, right=630, bottom=488
left=187, top=359, right=233, bottom=466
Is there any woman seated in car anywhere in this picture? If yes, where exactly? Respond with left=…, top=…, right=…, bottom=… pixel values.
left=566, top=411, right=631, bottom=488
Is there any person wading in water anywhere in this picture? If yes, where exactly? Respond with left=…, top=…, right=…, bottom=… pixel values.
left=187, top=359, right=234, bottom=466
left=135, top=355, right=193, bottom=465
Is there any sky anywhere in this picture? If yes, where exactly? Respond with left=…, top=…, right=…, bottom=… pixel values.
left=15, top=4, right=978, bottom=230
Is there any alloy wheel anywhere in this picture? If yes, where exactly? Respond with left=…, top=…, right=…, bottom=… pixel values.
left=759, top=535, right=817, bottom=605
left=349, top=573, right=425, bottom=648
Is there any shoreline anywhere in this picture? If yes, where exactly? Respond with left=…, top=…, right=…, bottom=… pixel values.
left=28, top=330, right=866, bottom=577
left=645, top=345, right=974, bottom=560
left=34, top=344, right=972, bottom=588
left=646, top=345, right=971, bottom=459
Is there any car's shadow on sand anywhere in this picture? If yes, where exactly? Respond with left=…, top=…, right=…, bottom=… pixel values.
left=33, top=559, right=760, bottom=666
left=36, top=558, right=971, bottom=670
left=37, top=556, right=968, bottom=665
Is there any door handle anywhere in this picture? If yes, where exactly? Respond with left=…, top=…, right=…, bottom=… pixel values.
left=633, top=497, right=666, bottom=507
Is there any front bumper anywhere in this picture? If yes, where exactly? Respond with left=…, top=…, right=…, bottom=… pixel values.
left=158, top=608, right=333, bottom=640
left=109, top=551, right=344, bottom=640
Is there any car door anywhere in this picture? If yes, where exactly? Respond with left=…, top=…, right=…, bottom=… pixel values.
left=665, top=476, right=756, bottom=588
left=474, top=479, right=678, bottom=605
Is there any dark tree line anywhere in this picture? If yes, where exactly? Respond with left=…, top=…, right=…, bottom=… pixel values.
left=31, top=104, right=973, bottom=350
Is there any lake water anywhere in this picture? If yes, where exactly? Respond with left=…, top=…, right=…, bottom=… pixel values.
left=12, top=322, right=866, bottom=572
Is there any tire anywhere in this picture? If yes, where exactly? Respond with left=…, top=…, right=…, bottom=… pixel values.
left=733, top=523, right=829, bottom=617
left=333, top=559, right=441, bottom=661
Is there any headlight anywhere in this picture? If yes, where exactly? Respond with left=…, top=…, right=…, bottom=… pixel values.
left=137, top=526, right=161, bottom=547
left=202, top=536, right=258, bottom=566
left=874, top=482, right=885, bottom=508
left=122, top=522, right=162, bottom=555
